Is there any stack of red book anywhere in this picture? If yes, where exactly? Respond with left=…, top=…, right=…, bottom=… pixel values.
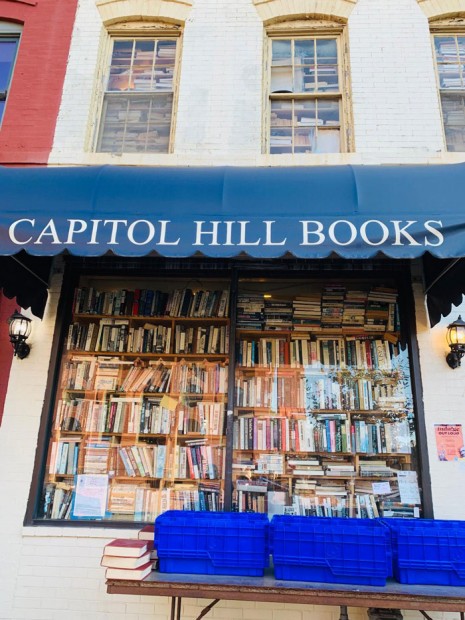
left=102, top=525, right=156, bottom=580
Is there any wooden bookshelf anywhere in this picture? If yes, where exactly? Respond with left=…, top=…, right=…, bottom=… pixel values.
left=41, top=278, right=231, bottom=522
left=232, top=279, right=419, bottom=519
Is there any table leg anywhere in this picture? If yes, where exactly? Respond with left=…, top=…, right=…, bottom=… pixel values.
left=339, top=605, right=349, bottom=620
left=170, top=596, right=181, bottom=620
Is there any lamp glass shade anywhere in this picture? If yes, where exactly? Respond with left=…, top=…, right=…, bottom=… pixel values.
left=8, top=311, right=32, bottom=340
left=447, top=315, right=465, bottom=348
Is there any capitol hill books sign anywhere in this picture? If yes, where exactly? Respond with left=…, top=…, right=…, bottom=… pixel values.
left=0, top=164, right=464, bottom=259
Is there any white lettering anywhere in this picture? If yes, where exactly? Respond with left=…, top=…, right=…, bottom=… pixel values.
left=89, top=219, right=102, bottom=245
left=360, top=220, right=390, bottom=246
left=300, top=220, right=325, bottom=245
left=328, top=220, right=357, bottom=246
left=223, top=221, right=235, bottom=246
left=391, top=220, right=421, bottom=246
left=264, top=220, right=287, bottom=246
left=158, top=220, right=180, bottom=246
left=65, top=219, right=88, bottom=244
left=193, top=221, right=220, bottom=246
left=127, top=220, right=155, bottom=246
left=239, top=221, right=261, bottom=246
left=9, top=219, right=34, bottom=245
left=103, top=219, right=127, bottom=245
left=424, top=220, right=444, bottom=247
left=35, top=219, right=62, bottom=245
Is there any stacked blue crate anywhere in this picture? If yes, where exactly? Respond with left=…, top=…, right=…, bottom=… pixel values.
left=271, top=515, right=391, bottom=586
left=382, top=518, right=465, bottom=585
left=155, top=511, right=270, bottom=576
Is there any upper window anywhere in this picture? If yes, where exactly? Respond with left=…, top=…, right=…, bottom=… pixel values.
left=433, top=34, right=465, bottom=151
left=0, top=35, right=19, bottom=124
left=97, top=37, right=178, bottom=154
left=268, top=35, right=345, bottom=154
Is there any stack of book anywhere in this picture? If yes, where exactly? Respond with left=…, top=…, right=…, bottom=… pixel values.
left=342, top=290, right=367, bottom=330
left=287, top=457, right=324, bottom=476
left=322, top=459, right=355, bottom=476
left=263, top=299, right=293, bottom=330
left=102, top=531, right=156, bottom=580
left=236, top=294, right=264, bottom=329
left=292, top=295, right=322, bottom=331
left=359, top=459, right=397, bottom=477
left=365, top=287, right=398, bottom=332
left=321, top=284, right=345, bottom=329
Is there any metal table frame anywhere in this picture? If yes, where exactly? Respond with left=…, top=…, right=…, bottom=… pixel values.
left=107, top=570, right=465, bottom=619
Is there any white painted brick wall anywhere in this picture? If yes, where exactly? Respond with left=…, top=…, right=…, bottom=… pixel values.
left=49, top=0, right=461, bottom=166
left=349, top=0, right=445, bottom=155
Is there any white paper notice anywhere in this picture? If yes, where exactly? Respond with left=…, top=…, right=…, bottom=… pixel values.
left=73, top=474, right=109, bottom=518
left=397, top=471, right=421, bottom=504
left=372, top=481, right=391, bottom=495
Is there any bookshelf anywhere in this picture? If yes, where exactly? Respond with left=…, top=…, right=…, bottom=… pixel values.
left=39, top=272, right=422, bottom=523
left=232, top=278, right=419, bottom=519
left=41, top=277, right=230, bottom=522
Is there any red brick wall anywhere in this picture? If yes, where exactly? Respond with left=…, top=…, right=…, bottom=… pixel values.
left=0, top=293, right=16, bottom=424
left=0, top=0, right=78, bottom=165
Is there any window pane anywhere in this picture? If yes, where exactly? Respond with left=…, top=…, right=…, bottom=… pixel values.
left=0, top=39, right=17, bottom=91
left=294, top=127, right=316, bottom=152
left=38, top=277, right=230, bottom=522
left=441, top=93, right=465, bottom=151
left=294, top=101, right=316, bottom=127
left=99, top=38, right=177, bottom=153
left=434, top=36, right=457, bottom=61
left=233, top=279, right=419, bottom=518
left=271, top=65, right=293, bottom=93
left=313, top=128, right=340, bottom=153
left=270, top=100, right=292, bottom=127
left=272, top=40, right=291, bottom=65
left=270, top=127, right=292, bottom=153
left=318, top=99, right=340, bottom=127
left=294, top=39, right=314, bottom=65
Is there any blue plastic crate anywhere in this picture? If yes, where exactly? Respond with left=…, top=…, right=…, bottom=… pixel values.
left=271, top=515, right=391, bottom=586
left=155, top=511, right=270, bottom=576
left=381, top=518, right=465, bottom=586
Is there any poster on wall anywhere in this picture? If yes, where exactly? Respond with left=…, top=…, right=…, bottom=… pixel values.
left=434, top=424, right=465, bottom=461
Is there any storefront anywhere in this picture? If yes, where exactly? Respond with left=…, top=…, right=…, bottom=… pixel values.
left=2, top=164, right=465, bottom=527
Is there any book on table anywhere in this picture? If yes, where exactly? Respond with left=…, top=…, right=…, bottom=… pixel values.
left=101, top=550, right=152, bottom=569
left=103, top=538, right=152, bottom=558
left=105, top=561, right=153, bottom=581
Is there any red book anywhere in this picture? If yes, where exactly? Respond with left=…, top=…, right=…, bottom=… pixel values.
left=101, top=550, right=151, bottom=569
left=105, top=561, right=153, bottom=581
left=138, top=524, right=155, bottom=541
left=103, top=539, right=152, bottom=558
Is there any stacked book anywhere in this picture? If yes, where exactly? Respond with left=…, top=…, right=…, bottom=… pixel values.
left=236, top=294, right=264, bottom=329
left=287, top=457, right=324, bottom=476
left=292, top=295, right=322, bottom=331
left=321, top=284, right=345, bottom=330
left=342, top=290, right=368, bottom=331
left=322, top=459, right=355, bottom=476
left=365, top=287, right=398, bottom=332
left=359, top=459, right=397, bottom=477
left=263, top=299, right=293, bottom=330
left=102, top=530, right=157, bottom=580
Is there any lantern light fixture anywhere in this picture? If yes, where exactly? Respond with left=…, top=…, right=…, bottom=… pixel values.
left=8, top=310, right=32, bottom=359
left=446, top=315, right=465, bottom=369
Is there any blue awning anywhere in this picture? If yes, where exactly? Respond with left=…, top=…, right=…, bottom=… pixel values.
left=0, top=164, right=464, bottom=259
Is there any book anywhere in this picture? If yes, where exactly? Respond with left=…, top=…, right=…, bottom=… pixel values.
left=103, top=539, right=152, bottom=558
left=101, top=550, right=151, bottom=569
left=105, top=561, right=153, bottom=581
left=138, top=524, right=155, bottom=541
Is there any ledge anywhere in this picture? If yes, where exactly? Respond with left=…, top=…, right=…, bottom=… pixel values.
left=418, top=0, right=465, bottom=19
left=252, top=0, right=357, bottom=24
left=96, top=0, right=192, bottom=26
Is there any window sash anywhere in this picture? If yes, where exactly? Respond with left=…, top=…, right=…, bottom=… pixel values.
left=0, top=36, right=19, bottom=122
left=268, top=36, right=342, bottom=155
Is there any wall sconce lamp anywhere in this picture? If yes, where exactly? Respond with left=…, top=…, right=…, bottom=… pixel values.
left=446, top=315, right=465, bottom=369
left=8, top=310, right=32, bottom=359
